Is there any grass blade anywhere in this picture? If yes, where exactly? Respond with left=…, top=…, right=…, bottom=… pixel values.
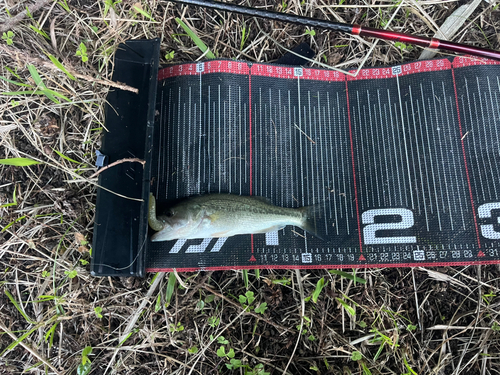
left=0, top=75, right=32, bottom=87
left=27, top=64, right=47, bottom=89
left=0, top=157, right=40, bottom=166
left=336, top=297, right=355, bottom=316
left=53, top=149, right=80, bottom=164
left=312, top=277, right=326, bottom=303
left=165, top=272, right=177, bottom=307
left=133, top=5, right=155, bottom=21
left=4, top=290, right=36, bottom=324
left=175, top=18, right=215, bottom=59
left=329, top=270, right=366, bottom=284
left=47, top=54, right=76, bottom=80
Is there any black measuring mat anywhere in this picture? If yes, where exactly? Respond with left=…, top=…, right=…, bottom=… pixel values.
left=147, top=57, right=500, bottom=271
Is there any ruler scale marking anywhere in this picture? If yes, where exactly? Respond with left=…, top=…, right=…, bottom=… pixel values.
left=430, top=82, right=449, bottom=230
left=377, top=92, right=391, bottom=206
left=480, top=80, right=499, bottom=199
left=395, top=76, right=414, bottom=210
left=410, top=87, right=429, bottom=231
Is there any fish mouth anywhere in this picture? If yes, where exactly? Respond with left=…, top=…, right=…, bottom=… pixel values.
left=151, top=227, right=174, bottom=242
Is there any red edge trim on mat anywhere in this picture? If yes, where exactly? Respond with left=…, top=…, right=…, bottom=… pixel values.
left=146, top=259, right=500, bottom=272
left=157, top=57, right=500, bottom=82
left=451, top=66, right=482, bottom=250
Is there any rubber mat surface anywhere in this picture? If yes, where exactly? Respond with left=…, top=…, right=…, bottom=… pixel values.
left=147, top=57, right=500, bottom=271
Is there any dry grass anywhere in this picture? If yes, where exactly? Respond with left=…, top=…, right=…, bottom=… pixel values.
left=1, top=0, right=500, bottom=374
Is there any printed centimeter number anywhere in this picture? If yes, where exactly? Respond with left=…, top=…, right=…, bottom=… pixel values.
left=362, top=203, right=500, bottom=244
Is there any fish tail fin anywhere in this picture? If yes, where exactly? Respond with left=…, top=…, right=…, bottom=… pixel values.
left=148, top=193, right=164, bottom=231
left=299, top=203, right=326, bottom=241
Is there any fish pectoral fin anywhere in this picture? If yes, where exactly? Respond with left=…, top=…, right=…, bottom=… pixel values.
left=253, top=225, right=285, bottom=234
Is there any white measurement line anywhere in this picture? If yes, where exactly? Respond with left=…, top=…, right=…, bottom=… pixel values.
left=337, top=93, right=345, bottom=220
left=218, top=85, right=221, bottom=193
left=367, top=91, right=381, bottom=207
left=464, top=78, right=485, bottom=201
left=157, top=89, right=164, bottom=198
left=176, top=87, right=181, bottom=199
left=388, top=101, right=403, bottom=206
left=462, top=77, right=486, bottom=202
left=307, top=91, right=314, bottom=207
left=167, top=89, right=174, bottom=198
left=195, top=102, right=201, bottom=193
left=259, top=88, right=263, bottom=197
left=355, top=91, right=369, bottom=209
left=323, top=97, right=332, bottom=218
left=444, top=93, right=466, bottom=230
left=244, top=103, right=248, bottom=184
left=279, top=89, right=284, bottom=208
left=487, top=77, right=500, bottom=180
left=409, top=86, right=429, bottom=231
left=264, top=101, right=268, bottom=198
left=478, top=77, right=498, bottom=199
left=239, top=86, right=242, bottom=195
left=393, top=101, right=409, bottom=206
left=297, top=79, right=305, bottom=207
left=288, top=90, right=294, bottom=207
left=207, top=86, right=211, bottom=192
left=328, top=93, right=339, bottom=234
left=421, top=83, right=442, bottom=230
left=297, top=77, right=307, bottom=248
left=384, top=101, right=397, bottom=206
left=427, top=92, right=445, bottom=228
left=431, top=81, right=453, bottom=230
left=342, top=103, right=352, bottom=223
left=395, top=76, right=414, bottom=209
left=212, top=101, right=216, bottom=189
left=187, top=86, right=191, bottom=194
left=226, top=87, right=230, bottom=194
left=377, top=92, right=391, bottom=206
left=198, top=74, right=202, bottom=194
left=223, top=101, right=227, bottom=191
left=317, top=93, right=328, bottom=235
left=322, top=105, right=334, bottom=226
left=293, top=105, right=298, bottom=207
left=269, top=89, right=274, bottom=201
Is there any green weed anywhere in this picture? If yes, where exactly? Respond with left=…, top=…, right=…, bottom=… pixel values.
left=77, top=346, right=92, bottom=375
left=2, top=31, right=14, bottom=45
left=169, top=322, right=184, bottom=333
left=76, top=42, right=89, bottom=63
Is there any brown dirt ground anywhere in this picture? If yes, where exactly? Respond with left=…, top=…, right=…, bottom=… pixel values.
left=1, top=1, right=500, bottom=374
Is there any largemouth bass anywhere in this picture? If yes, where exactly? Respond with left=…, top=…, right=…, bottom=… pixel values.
left=148, top=193, right=322, bottom=241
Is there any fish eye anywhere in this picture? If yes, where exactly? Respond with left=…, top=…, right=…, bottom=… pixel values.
left=166, top=210, right=174, bottom=218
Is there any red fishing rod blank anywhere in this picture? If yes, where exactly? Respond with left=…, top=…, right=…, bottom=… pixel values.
left=170, top=0, right=500, bottom=61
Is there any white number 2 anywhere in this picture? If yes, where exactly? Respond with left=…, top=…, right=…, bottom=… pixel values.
left=478, top=203, right=500, bottom=239
left=362, top=208, right=416, bottom=245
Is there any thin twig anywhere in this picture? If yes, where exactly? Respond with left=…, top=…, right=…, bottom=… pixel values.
left=0, top=44, right=139, bottom=94
left=282, top=270, right=305, bottom=374
left=89, top=157, right=146, bottom=179
left=294, top=123, right=315, bottom=144
left=0, top=0, right=53, bottom=33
